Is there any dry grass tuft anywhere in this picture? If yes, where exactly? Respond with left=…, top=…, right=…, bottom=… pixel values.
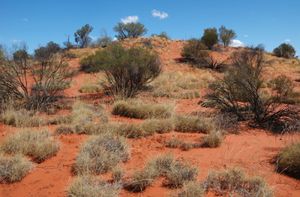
left=68, top=175, right=121, bottom=197
left=1, top=108, right=45, bottom=127
left=173, top=181, right=205, bottom=197
left=174, top=115, right=211, bottom=133
left=79, top=84, right=101, bottom=94
left=201, top=129, right=223, bottom=148
left=112, top=100, right=173, bottom=119
left=1, top=130, right=59, bottom=163
left=73, top=134, right=129, bottom=175
left=276, top=142, right=300, bottom=179
left=204, top=168, right=273, bottom=197
left=0, top=154, right=33, bottom=183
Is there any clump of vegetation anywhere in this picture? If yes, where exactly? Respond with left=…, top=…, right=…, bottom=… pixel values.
left=201, top=28, right=218, bottom=50
left=174, top=181, right=204, bottom=197
left=112, top=100, right=173, bottom=119
left=80, top=44, right=161, bottom=98
left=79, top=84, right=101, bottom=93
left=0, top=154, right=33, bottom=183
left=201, top=129, right=223, bottom=148
left=151, top=32, right=170, bottom=40
left=219, top=26, right=236, bottom=47
left=141, top=119, right=174, bottom=134
left=174, top=115, right=211, bottom=133
left=68, top=175, right=121, bottom=197
left=1, top=108, right=45, bottom=127
left=114, top=22, right=147, bottom=40
left=204, top=168, right=273, bottom=197
left=276, top=142, right=300, bottom=179
left=204, top=46, right=299, bottom=132
left=112, top=166, right=124, bottom=182
left=165, top=138, right=195, bottom=151
left=273, top=43, right=296, bottom=58
left=1, top=130, right=60, bottom=163
left=0, top=48, right=72, bottom=110
left=73, top=134, right=129, bottom=175
left=74, top=24, right=93, bottom=48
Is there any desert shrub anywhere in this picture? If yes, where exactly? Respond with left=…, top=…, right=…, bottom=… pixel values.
left=34, top=41, right=61, bottom=62
left=1, top=130, right=59, bottom=163
left=0, top=154, right=33, bottom=183
left=174, top=115, right=211, bottom=133
left=201, top=28, right=218, bottom=50
left=219, top=26, right=236, bottom=47
left=79, top=84, right=101, bottom=93
left=118, top=123, right=146, bottom=138
left=204, top=46, right=299, bottom=132
left=0, top=48, right=72, bottom=110
left=68, top=175, right=121, bottom=197
left=212, top=112, right=239, bottom=134
left=1, top=108, right=45, bottom=127
left=112, top=166, right=124, bottom=182
left=273, top=43, right=296, bottom=58
left=114, top=22, right=147, bottom=40
left=112, top=100, right=173, bottom=119
left=166, top=138, right=184, bottom=148
left=164, top=161, right=198, bottom=188
left=276, top=142, right=300, bottom=179
left=73, top=134, right=129, bottom=175
left=95, top=34, right=113, bottom=48
left=80, top=44, right=161, bottom=98
left=74, top=24, right=93, bottom=48
left=142, top=119, right=174, bottom=134
left=174, top=181, right=204, bottom=197
left=204, top=168, right=273, bottom=197
left=151, top=32, right=170, bottom=40
left=202, top=129, right=223, bottom=148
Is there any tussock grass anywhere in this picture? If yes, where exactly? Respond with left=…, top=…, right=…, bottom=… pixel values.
left=201, top=129, right=223, bottom=148
left=165, top=138, right=194, bottom=151
left=174, top=181, right=204, bottom=197
left=112, top=100, right=173, bottom=119
left=79, top=84, right=101, bottom=94
left=125, top=154, right=198, bottom=192
left=73, top=134, right=129, bottom=175
left=174, top=115, right=211, bottom=133
left=276, top=142, right=300, bottom=179
left=204, top=168, right=273, bottom=197
left=1, top=108, right=45, bottom=127
left=150, top=71, right=213, bottom=98
left=1, top=130, right=59, bottom=163
left=0, top=154, right=33, bottom=183
left=68, top=175, right=121, bottom=197
left=112, top=166, right=124, bottom=182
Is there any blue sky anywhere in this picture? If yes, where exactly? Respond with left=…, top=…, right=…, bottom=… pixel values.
left=0, top=0, right=299, bottom=55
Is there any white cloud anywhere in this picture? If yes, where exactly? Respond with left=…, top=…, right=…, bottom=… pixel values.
left=284, top=38, right=291, bottom=43
left=230, top=39, right=245, bottom=47
left=152, top=9, right=168, bottom=19
left=121, top=16, right=139, bottom=24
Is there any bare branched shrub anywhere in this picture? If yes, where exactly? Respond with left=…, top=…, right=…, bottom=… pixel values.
left=0, top=154, right=33, bottom=183
left=80, top=44, right=161, bottom=98
left=0, top=49, right=72, bottom=110
left=204, top=46, right=299, bottom=132
left=68, top=176, right=121, bottom=197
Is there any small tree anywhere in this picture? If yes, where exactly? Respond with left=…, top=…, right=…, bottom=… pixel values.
left=80, top=44, right=161, bottom=98
left=151, top=32, right=170, bottom=40
left=74, top=24, right=93, bottom=48
left=34, top=41, right=61, bottom=63
left=204, top=46, right=299, bottom=131
left=114, top=22, right=147, bottom=40
left=201, top=28, right=218, bottom=50
left=219, top=26, right=236, bottom=47
left=273, top=43, right=296, bottom=58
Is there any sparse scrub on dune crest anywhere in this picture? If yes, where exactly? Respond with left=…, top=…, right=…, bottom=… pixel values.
left=204, top=168, right=273, bottom=197
left=0, top=154, right=33, bottom=183
left=1, top=130, right=59, bottom=163
left=80, top=44, right=161, bottom=98
left=124, top=154, right=198, bottom=192
left=73, top=134, right=129, bottom=175
left=112, top=100, right=173, bottom=119
left=174, top=115, right=211, bottom=133
left=1, top=108, right=45, bottom=127
left=276, top=142, right=300, bottom=179
left=204, top=46, right=300, bottom=132
left=68, top=175, right=121, bottom=197
left=273, top=43, right=296, bottom=59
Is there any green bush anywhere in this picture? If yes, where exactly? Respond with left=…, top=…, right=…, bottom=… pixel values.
left=181, top=39, right=208, bottom=65
left=114, top=22, right=147, bottom=40
left=80, top=44, right=161, bottom=98
left=273, top=43, right=296, bottom=58
left=277, top=142, right=300, bottom=179
left=201, top=28, right=218, bottom=50
left=219, top=26, right=236, bottom=47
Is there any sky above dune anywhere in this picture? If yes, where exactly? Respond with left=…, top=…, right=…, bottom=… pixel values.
left=0, top=0, right=299, bottom=55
